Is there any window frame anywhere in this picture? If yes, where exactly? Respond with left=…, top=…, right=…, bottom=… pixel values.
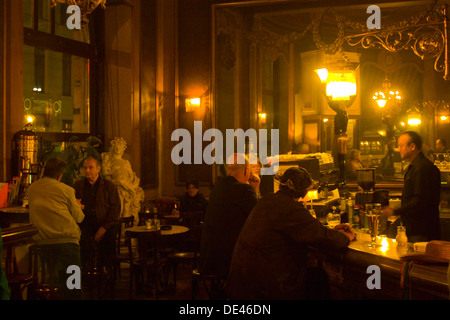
left=23, top=0, right=102, bottom=143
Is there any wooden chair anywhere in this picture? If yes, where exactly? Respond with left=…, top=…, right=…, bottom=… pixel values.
left=113, top=216, right=135, bottom=279
left=166, top=211, right=203, bottom=288
left=191, top=269, right=226, bottom=300
left=126, top=229, right=166, bottom=299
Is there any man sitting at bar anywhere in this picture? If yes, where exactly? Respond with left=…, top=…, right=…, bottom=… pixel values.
left=73, top=157, right=121, bottom=279
left=199, top=153, right=260, bottom=297
left=28, top=157, right=85, bottom=299
left=383, top=131, right=441, bottom=243
left=226, top=167, right=355, bottom=300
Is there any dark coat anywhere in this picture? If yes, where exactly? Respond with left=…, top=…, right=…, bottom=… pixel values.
left=179, top=192, right=208, bottom=215
left=199, top=176, right=258, bottom=279
left=73, top=177, right=121, bottom=230
left=226, top=190, right=350, bottom=300
left=395, top=151, right=441, bottom=240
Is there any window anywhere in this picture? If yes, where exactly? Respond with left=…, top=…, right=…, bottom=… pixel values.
left=23, top=0, right=96, bottom=135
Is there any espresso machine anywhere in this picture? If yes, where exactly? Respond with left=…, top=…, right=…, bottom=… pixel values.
left=355, top=168, right=389, bottom=207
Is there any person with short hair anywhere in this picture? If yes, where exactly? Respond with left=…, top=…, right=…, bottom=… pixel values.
left=28, top=157, right=85, bottom=299
left=199, top=154, right=260, bottom=287
left=435, top=138, right=447, bottom=153
left=226, top=167, right=355, bottom=300
left=346, top=149, right=363, bottom=180
left=73, top=157, right=121, bottom=277
left=384, top=131, right=441, bottom=242
left=171, top=179, right=208, bottom=218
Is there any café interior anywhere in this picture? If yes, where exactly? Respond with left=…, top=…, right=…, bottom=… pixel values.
left=1, top=0, right=450, bottom=301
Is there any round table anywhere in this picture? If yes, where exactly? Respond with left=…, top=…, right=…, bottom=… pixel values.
left=126, top=225, right=189, bottom=236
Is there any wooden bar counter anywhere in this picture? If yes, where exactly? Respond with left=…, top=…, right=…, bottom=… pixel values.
left=309, top=235, right=449, bottom=300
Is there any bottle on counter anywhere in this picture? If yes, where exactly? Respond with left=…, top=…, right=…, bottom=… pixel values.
left=396, top=225, right=408, bottom=246
left=347, top=198, right=354, bottom=227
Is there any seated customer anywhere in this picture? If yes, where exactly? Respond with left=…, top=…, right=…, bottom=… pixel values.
left=346, top=149, right=363, bottom=180
left=226, top=167, right=355, bottom=300
left=199, top=153, right=260, bottom=282
left=28, top=157, right=85, bottom=299
left=171, top=179, right=208, bottom=218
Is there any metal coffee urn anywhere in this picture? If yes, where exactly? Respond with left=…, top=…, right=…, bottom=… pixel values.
left=12, top=129, right=41, bottom=204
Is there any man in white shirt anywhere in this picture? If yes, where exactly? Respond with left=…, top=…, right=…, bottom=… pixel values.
left=28, top=157, right=84, bottom=299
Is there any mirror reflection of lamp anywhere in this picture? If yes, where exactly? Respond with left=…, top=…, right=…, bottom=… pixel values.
left=373, top=75, right=402, bottom=177
left=315, top=58, right=358, bottom=186
left=373, top=75, right=401, bottom=108
left=407, top=109, right=422, bottom=126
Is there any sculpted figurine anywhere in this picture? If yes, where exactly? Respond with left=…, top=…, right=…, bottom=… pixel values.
left=102, top=137, right=144, bottom=221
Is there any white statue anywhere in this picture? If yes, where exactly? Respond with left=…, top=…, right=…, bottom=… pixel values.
left=102, top=137, right=144, bottom=221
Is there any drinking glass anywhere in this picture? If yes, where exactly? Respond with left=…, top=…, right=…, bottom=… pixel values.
left=366, top=212, right=380, bottom=247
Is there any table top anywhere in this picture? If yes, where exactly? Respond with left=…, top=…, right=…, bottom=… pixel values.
left=349, top=236, right=412, bottom=262
left=126, top=225, right=189, bottom=236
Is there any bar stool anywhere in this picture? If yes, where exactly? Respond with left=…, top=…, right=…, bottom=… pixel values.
left=27, top=244, right=63, bottom=300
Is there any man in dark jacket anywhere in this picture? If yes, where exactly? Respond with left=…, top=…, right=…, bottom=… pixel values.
left=73, top=157, right=121, bottom=274
left=199, top=154, right=260, bottom=283
left=384, top=131, right=441, bottom=242
left=226, top=167, right=354, bottom=300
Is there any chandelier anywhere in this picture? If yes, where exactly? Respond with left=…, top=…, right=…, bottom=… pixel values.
left=372, top=75, right=401, bottom=108
left=51, top=0, right=107, bottom=28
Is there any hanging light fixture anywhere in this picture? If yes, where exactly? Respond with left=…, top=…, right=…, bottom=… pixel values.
left=51, top=0, right=107, bottom=27
left=373, top=75, right=401, bottom=108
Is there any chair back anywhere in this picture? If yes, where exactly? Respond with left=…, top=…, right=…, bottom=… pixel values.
left=117, top=216, right=135, bottom=254
left=126, top=229, right=162, bottom=266
left=180, top=211, right=204, bottom=252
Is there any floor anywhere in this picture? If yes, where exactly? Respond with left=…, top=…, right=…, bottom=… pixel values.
left=83, top=261, right=210, bottom=300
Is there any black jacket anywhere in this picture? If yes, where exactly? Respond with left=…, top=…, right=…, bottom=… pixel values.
left=226, top=190, right=350, bottom=300
left=395, top=152, right=441, bottom=240
left=199, top=176, right=258, bottom=278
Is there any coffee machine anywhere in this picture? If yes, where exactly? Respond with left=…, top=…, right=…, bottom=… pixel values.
left=355, top=168, right=389, bottom=207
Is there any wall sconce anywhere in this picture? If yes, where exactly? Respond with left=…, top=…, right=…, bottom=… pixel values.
left=258, top=112, right=267, bottom=123
left=185, top=97, right=201, bottom=112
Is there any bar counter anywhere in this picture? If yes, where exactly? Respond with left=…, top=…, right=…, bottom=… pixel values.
left=309, top=235, right=449, bottom=300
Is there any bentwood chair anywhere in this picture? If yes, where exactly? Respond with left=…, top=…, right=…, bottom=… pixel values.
left=126, top=228, right=166, bottom=300
left=166, top=211, right=203, bottom=288
left=113, top=216, right=135, bottom=279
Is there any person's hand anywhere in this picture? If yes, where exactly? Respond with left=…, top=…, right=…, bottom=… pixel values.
left=334, top=223, right=356, bottom=241
left=248, top=171, right=261, bottom=193
left=382, top=206, right=395, bottom=217
left=77, top=199, right=85, bottom=210
left=171, top=208, right=180, bottom=215
left=95, top=226, right=107, bottom=242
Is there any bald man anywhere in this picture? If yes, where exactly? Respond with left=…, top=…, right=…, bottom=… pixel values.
left=199, top=154, right=261, bottom=291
